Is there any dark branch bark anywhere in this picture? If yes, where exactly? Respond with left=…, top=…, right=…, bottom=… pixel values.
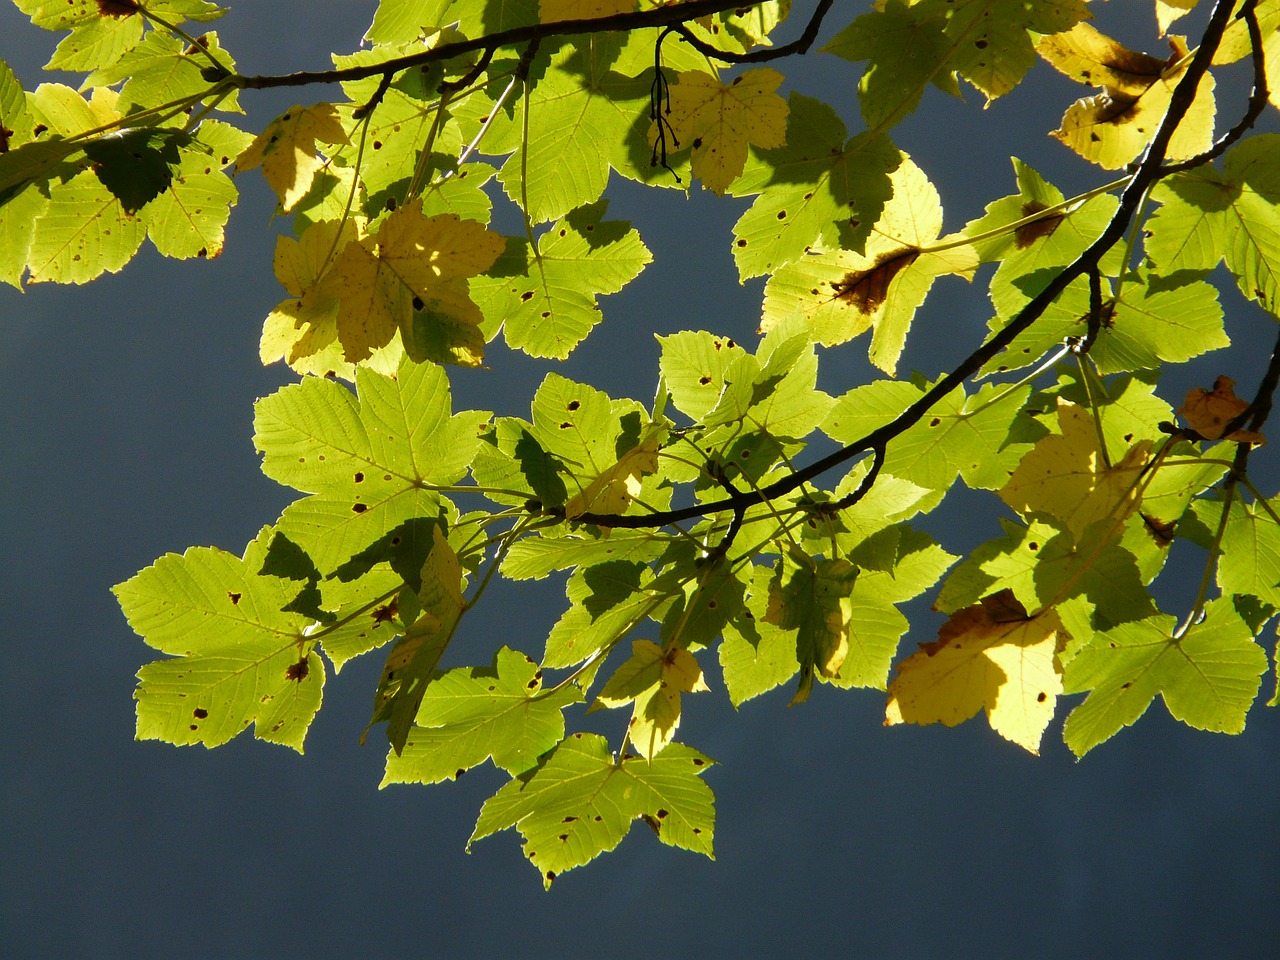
left=232, top=0, right=773, bottom=90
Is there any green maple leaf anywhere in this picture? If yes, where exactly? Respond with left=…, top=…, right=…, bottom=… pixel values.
left=485, top=43, right=651, bottom=223
left=86, top=31, right=240, bottom=115
left=1063, top=600, right=1268, bottom=756
left=253, top=357, right=490, bottom=571
left=469, top=732, right=715, bottom=888
left=486, top=371, right=667, bottom=519
left=761, top=154, right=977, bottom=375
left=330, top=83, right=462, bottom=208
left=718, top=563, right=798, bottom=706
left=500, top=528, right=670, bottom=580
left=730, top=94, right=901, bottom=279
left=364, top=0, right=458, bottom=43
left=655, top=323, right=831, bottom=493
left=656, top=330, right=750, bottom=423
left=823, top=0, right=1089, bottom=127
left=473, top=200, right=651, bottom=358
left=381, top=646, right=582, bottom=784
left=137, top=120, right=250, bottom=259
left=26, top=167, right=146, bottom=283
left=984, top=269, right=1228, bottom=377
left=937, top=518, right=1157, bottom=628
left=543, top=560, right=674, bottom=668
left=1216, top=495, right=1280, bottom=607
left=1146, top=135, right=1280, bottom=314
left=114, top=527, right=324, bottom=753
left=823, top=377, right=1034, bottom=492
left=16, top=0, right=143, bottom=71
left=764, top=552, right=860, bottom=705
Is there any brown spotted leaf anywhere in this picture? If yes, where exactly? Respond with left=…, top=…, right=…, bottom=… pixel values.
left=1038, top=23, right=1216, bottom=169
left=762, top=155, right=977, bottom=374
left=885, top=590, right=1066, bottom=754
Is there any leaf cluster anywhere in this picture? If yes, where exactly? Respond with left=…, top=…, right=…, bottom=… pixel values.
left=5, top=0, right=1280, bottom=884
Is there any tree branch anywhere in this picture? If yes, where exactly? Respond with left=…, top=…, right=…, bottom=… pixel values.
left=670, top=0, right=836, bottom=64
left=231, top=0, right=773, bottom=91
left=560, top=0, right=1243, bottom=531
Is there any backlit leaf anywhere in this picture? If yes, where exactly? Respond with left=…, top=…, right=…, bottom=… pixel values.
left=886, top=590, right=1065, bottom=754
left=762, top=155, right=977, bottom=374
left=115, top=527, right=324, bottom=753
left=331, top=200, right=504, bottom=363
left=1038, top=23, right=1216, bottom=169
left=470, top=732, right=714, bottom=887
left=236, top=103, right=350, bottom=211
left=1063, top=599, right=1268, bottom=756
left=473, top=200, right=651, bottom=359
left=659, top=67, right=788, bottom=196
left=382, top=646, right=583, bottom=783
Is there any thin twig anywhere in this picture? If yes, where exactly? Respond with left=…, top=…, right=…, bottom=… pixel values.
left=670, top=0, right=836, bottom=65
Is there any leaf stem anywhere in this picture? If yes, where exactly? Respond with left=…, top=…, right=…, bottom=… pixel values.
left=1175, top=479, right=1237, bottom=639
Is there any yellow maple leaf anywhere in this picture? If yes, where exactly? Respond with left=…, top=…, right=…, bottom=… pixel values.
left=1038, top=23, right=1216, bottom=169
left=999, top=399, right=1151, bottom=541
left=260, top=218, right=357, bottom=367
left=885, top=591, right=1066, bottom=754
left=236, top=104, right=350, bottom=211
left=591, top=639, right=709, bottom=760
left=1178, top=375, right=1265, bottom=444
left=563, top=425, right=664, bottom=520
left=331, top=202, right=505, bottom=364
left=539, top=0, right=634, bottom=23
left=1155, top=0, right=1198, bottom=35
left=662, top=68, right=788, bottom=195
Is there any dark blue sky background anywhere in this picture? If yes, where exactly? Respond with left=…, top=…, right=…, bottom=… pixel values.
left=2, top=2, right=1278, bottom=957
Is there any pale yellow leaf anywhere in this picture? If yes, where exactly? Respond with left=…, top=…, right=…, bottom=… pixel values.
left=885, top=591, right=1065, bottom=754
left=663, top=68, right=788, bottom=195
left=1039, top=25, right=1216, bottom=169
left=564, top=425, right=664, bottom=520
left=593, top=639, right=709, bottom=760
left=999, top=399, right=1151, bottom=541
left=329, top=202, right=504, bottom=363
left=236, top=104, right=350, bottom=211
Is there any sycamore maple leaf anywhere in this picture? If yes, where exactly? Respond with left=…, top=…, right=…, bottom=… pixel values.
left=590, top=640, right=710, bottom=761
left=331, top=201, right=505, bottom=364
left=1037, top=22, right=1216, bottom=169
left=762, top=155, right=977, bottom=375
left=661, top=68, right=789, bottom=196
left=563, top=424, right=663, bottom=520
left=886, top=590, right=1066, bottom=754
left=236, top=103, right=350, bottom=211
left=260, top=217, right=362, bottom=376
left=999, top=399, right=1151, bottom=541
